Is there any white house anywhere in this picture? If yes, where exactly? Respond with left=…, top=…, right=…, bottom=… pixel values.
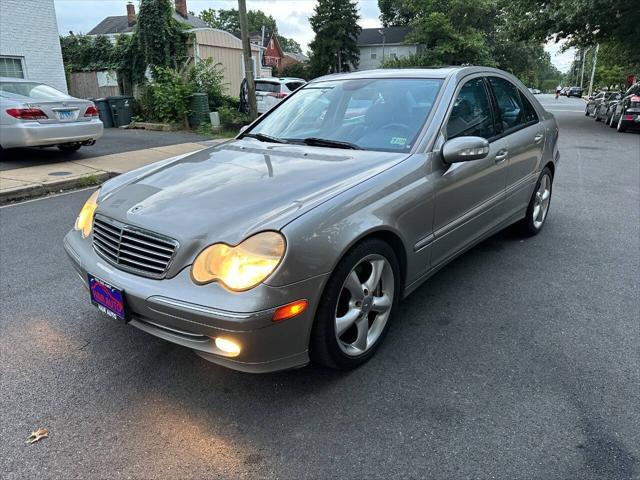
left=356, top=27, right=419, bottom=71
left=0, top=0, right=68, bottom=93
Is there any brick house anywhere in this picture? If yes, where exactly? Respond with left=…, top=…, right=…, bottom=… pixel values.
left=260, top=33, right=308, bottom=74
left=0, top=0, right=68, bottom=93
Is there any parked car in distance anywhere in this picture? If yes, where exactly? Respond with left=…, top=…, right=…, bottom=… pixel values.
left=65, top=67, right=559, bottom=373
left=609, top=83, right=640, bottom=132
left=532, top=88, right=541, bottom=95
left=594, top=92, right=622, bottom=122
left=0, top=77, right=103, bottom=152
left=585, top=91, right=611, bottom=116
left=255, top=77, right=306, bottom=114
left=560, top=87, right=570, bottom=96
left=567, top=86, right=583, bottom=98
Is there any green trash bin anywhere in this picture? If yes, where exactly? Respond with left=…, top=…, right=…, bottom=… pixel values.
left=107, top=95, right=134, bottom=127
left=188, top=93, right=209, bottom=128
left=93, top=98, right=114, bottom=128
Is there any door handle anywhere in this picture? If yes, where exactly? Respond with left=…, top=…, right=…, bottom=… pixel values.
left=534, top=133, right=544, bottom=144
left=495, top=149, right=508, bottom=163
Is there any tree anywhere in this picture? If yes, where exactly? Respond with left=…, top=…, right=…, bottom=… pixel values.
left=308, top=0, right=361, bottom=76
left=198, top=8, right=221, bottom=29
left=278, top=36, right=302, bottom=54
left=504, top=0, right=639, bottom=64
left=137, top=0, right=189, bottom=69
left=378, top=0, right=412, bottom=27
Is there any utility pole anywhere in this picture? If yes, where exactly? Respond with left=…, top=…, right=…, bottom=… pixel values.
left=588, top=44, right=599, bottom=98
left=580, top=46, right=590, bottom=89
left=238, top=0, right=257, bottom=120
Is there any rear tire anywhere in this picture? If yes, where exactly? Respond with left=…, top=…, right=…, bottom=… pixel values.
left=310, top=238, right=400, bottom=370
left=58, top=143, right=81, bottom=153
left=519, top=167, right=553, bottom=237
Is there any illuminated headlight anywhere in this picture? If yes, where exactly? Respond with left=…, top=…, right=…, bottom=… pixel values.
left=74, top=189, right=100, bottom=238
left=191, top=231, right=286, bottom=291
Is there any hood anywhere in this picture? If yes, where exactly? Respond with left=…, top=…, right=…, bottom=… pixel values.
left=97, top=139, right=408, bottom=267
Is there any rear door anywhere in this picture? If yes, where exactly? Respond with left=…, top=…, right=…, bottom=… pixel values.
left=487, top=76, right=543, bottom=218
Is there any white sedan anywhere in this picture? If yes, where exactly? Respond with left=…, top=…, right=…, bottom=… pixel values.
left=0, top=77, right=103, bottom=152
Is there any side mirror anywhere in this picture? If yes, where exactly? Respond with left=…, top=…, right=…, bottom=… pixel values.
left=441, top=136, right=490, bottom=164
left=239, top=125, right=249, bottom=135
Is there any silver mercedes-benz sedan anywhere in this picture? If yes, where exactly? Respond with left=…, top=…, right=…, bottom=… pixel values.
left=64, top=67, right=559, bottom=373
left=0, top=77, right=103, bottom=152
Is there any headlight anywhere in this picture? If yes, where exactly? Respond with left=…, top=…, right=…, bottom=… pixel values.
left=74, top=189, right=100, bottom=238
left=191, top=231, right=286, bottom=291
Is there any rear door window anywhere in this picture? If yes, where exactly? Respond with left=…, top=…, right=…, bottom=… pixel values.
left=488, top=77, right=538, bottom=133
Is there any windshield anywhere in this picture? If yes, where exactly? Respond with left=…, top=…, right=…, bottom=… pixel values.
left=247, top=78, right=443, bottom=152
left=0, top=81, right=70, bottom=100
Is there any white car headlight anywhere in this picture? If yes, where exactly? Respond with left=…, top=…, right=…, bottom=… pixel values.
left=191, top=231, right=286, bottom=291
left=74, top=189, right=100, bottom=238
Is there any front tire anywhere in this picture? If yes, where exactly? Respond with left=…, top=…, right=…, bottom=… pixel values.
left=519, top=167, right=553, bottom=236
left=310, top=239, right=400, bottom=370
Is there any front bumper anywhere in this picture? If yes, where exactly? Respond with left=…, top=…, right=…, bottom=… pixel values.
left=64, top=229, right=328, bottom=373
left=1, top=119, right=103, bottom=149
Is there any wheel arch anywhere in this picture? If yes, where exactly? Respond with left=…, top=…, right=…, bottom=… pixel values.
left=334, top=227, right=409, bottom=297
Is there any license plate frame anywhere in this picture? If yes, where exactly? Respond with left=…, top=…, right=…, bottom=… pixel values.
left=88, top=274, right=128, bottom=321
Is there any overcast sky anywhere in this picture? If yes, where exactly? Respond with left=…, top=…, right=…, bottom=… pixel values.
left=53, top=0, right=575, bottom=72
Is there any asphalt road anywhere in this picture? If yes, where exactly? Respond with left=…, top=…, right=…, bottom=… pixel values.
left=1, top=95, right=639, bottom=479
left=0, top=128, right=211, bottom=171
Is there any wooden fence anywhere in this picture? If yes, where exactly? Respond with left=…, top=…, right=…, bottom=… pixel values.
left=68, top=71, right=121, bottom=99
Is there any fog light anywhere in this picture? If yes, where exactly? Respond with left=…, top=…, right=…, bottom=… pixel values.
left=214, top=337, right=241, bottom=357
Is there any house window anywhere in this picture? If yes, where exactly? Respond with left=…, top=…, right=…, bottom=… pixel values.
left=388, top=48, right=398, bottom=60
left=0, top=56, right=24, bottom=78
left=370, top=48, right=377, bottom=60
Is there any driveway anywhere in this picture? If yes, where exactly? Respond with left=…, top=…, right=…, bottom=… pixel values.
left=0, top=128, right=212, bottom=171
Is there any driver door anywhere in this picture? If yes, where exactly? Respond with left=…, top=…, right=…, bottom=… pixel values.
left=430, top=76, right=509, bottom=268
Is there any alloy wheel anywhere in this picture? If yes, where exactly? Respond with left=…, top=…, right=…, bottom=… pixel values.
left=532, top=174, right=551, bottom=229
left=334, top=254, right=394, bottom=356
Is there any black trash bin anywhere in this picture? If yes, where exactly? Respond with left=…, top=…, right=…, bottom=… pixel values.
left=107, top=95, right=134, bottom=127
left=93, top=98, right=114, bottom=128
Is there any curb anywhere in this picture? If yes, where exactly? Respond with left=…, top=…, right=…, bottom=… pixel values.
left=0, top=171, right=115, bottom=206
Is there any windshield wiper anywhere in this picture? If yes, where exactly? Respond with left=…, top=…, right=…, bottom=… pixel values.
left=244, top=133, right=289, bottom=144
left=301, top=137, right=361, bottom=150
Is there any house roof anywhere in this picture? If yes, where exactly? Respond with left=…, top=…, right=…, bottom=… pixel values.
left=357, top=26, right=412, bottom=46
left=284, top=51, right=309, bottom=63
left=87, top=12, right=207, bottom=35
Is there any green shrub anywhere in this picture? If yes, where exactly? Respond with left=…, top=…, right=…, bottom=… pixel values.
left=280, top=62, right=310, bottom=80
left=139, top=66, right=193, bottom=124
left=217, top=105, right=249, bottom=127
left=186, top=59, right=227, bottom=110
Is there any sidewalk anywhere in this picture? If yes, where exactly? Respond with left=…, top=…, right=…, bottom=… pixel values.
left=0, top=140, right=227, bottom=204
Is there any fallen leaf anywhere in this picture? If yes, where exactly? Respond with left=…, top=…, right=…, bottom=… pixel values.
left=25, top=428, right=49, bottom=444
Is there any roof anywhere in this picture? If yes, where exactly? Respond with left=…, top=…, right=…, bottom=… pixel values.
left=87, top=12, right=207, bottom=35
left=309, top=66, right=525, bottom=84
left=284, top=51, right=309, bottom=63
left=357, top=26, right=412, bottom=46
